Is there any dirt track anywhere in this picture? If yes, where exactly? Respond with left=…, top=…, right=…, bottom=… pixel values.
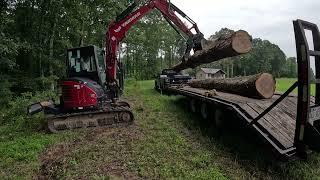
left=36, top=124, right=143, bottom=179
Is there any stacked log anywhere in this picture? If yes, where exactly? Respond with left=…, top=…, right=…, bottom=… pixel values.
left=171, top=30, right=252, bottom=72
left=188, top=73, right=276, bottom=99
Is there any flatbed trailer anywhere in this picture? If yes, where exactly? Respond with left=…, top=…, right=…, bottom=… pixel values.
left=161, top=20, right=320, bottom=159
left=167, top=85, right=314, bottom=158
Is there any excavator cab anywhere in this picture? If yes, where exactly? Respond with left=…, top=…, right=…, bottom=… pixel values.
left=57, top=46, right=107, bottom=110
left=61, top=45, right=126, bottom=110
left=28, top=45, right=133, bottom=132
left=66, top=45, right=106, bottom=86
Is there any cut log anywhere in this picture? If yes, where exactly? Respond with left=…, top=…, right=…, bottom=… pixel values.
left=172, top=30, right=252, bottom=72
left=188, top=73, right=276, bottom=99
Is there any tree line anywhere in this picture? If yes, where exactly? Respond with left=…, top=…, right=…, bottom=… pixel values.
left=1, top=0, right=127, bottom=105
left=1, top=0, right=299, bottom=106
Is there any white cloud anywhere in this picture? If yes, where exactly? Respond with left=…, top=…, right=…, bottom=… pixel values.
left=171, top=0, right=320, bottom=57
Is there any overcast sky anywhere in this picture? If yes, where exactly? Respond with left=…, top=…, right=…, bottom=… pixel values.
left=172, top=0, right=320, bottom=58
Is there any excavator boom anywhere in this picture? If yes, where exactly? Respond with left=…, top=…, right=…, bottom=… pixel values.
left=105, top=0, right=206, bottom=95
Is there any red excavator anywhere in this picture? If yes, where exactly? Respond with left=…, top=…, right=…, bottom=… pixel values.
left=28, top=0, right=206, bottom=133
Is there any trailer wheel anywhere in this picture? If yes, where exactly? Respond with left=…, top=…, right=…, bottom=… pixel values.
left=214, top=108, right=223, bottom=129
left=207, top=107, right=224, bottom=137
left=154, top=81, right=158, bottom=90
left=189, top=99, right=197, bottom=113
left=200, top=102, right=209, bottom=120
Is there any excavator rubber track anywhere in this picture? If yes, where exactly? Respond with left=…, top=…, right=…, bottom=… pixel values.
left=47, top=104, right=134, bottom=133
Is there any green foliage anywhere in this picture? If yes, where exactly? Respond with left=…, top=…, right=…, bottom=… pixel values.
left=209, top=28, right=235, bottom=40
left=1, top=0, right=184, bottom=91
left=0, top=77, right=13, bottom=107
left=0, top=90, right=77, bottom=179
left=0, top=91, right=57, bottom=126
left=281, top=57, right=298, bottom=78
left=1, top=0, right=128, bottom=94
left=1, top=0, right=300, bottom=92
left=124, top=11, right=184, bottom=80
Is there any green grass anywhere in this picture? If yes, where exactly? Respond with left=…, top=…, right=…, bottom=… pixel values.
left=276, top=78, right=315, bottom=95
left=125, top=80, right=228, bottom=179
left=0, top=126, right=77, bottom=179
left=124, top=80, right=320, bottom=179
left=1, top=79, right=320, bottom=179
left=0, top=92, right=78, bottom=179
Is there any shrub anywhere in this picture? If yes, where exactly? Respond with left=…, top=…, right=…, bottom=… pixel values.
left=0, top=91, right=57, bottom=131
left=0, top=78, right=13, bottom=108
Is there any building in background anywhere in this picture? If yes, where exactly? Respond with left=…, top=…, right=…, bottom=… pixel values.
left=196, top=68, right=226, bottom=79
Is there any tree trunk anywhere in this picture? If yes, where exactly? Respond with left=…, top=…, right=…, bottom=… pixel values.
left=49, top=15, right=57, bottom=91
left=231, top=62, right=234, bottom=77
left=126, top=45, right=130, bottom=78
left=171, top=30, right=252, bottom=72
left=37, top=0, right=49, bottom=79
left=79, top=19, right=85, bottom=47
left=226, top=61, right=230, bottom=78
left=188, top=73, right=276, bottom=99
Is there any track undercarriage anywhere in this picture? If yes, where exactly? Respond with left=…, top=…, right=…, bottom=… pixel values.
left=29, top=100, right=134, bottom=133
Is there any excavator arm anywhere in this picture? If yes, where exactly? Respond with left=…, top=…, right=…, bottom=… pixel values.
left=105, top=0, right=205, bottom=88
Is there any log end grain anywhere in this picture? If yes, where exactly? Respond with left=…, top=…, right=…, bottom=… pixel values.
left=232, top=30, right=252, bottom=54
left=255, top=73, right=276, bottom=99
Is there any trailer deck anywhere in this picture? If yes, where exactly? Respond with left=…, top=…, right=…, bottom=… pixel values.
left=168, top=85, right=318, bottom=157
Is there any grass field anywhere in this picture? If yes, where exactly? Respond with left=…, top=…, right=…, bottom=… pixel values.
left=276, top=78, right=315, bottom=95
left=1, top=79, right=320, bottom=179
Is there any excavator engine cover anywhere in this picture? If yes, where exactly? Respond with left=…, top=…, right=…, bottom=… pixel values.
left=61, top=77, right=105, bottom=110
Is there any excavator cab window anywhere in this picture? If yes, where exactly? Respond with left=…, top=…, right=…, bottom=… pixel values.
left=68, top=48, right=96, bottom=73
left=97, top=49, right=106, bottom=70
left=66, top=46, right=101, bottom=83
left=96, top=48, right=106, bottom=85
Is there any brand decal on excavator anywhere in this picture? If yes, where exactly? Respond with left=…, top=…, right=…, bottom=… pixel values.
left=114, top=12, right=141, bottom=33
left=114, top=26, right=121, bottom=33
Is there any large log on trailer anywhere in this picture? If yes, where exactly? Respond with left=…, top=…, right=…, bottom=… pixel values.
left=188, top=73, right=276, bottom=99
left=172, top=30, right=252, bottom=72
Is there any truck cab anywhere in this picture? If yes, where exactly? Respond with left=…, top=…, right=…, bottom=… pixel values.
left=155, top=69, right=191, bottom=91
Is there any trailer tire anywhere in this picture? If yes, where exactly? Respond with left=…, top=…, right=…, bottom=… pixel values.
left=154, top=81, right=158, bottom=90
left=154, top=81, right=161, bottom=92
left=200, top=102, right=209, bottom=120
left=207, top=107, right=224, bottom=137
left=189, top=99, right=197, bottom=113
left=214, top=108, right=223, bottom=129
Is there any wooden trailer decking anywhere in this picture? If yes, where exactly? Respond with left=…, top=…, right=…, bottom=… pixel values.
left=167, top=85, right=316, bottom=157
